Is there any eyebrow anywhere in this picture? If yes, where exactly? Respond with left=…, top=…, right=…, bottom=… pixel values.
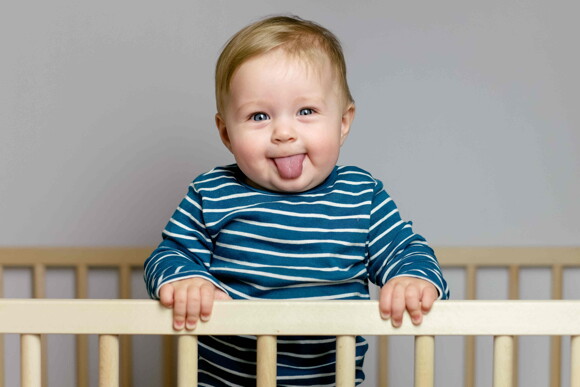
left=295, top=96, right=327, bottom=107
left=232, top=101, right=264, bottom=117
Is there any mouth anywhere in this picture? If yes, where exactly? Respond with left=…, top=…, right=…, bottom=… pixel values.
left=272, top=154, right=306, bottom=179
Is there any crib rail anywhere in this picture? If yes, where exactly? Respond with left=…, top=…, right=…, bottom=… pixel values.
left=402, top=246, right=580, bottom=387
left=2, top=246, right=580, bottom=387
left=0, top=247, right=148, bottom=387
left=1, top=299, right=580, bottom=387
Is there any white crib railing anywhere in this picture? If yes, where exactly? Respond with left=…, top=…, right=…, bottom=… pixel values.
left=2, top=246, right=579, bottom=387
left=1, top=299, right=580, bottom=387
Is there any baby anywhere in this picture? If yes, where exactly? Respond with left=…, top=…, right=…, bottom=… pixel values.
left=145, top=15, right=449, bottom=386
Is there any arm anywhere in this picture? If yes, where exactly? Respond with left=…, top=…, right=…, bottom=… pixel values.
left=366, top=180, right=449, bottom=327
left=144, top=182, right=230, bottom=330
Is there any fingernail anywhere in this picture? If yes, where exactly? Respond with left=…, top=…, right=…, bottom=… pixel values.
left=380, top=312, right=390, bottom=320
left=200, top=314, right=210, bottom=322
left=174, top=321, right=184, bottom=330
left=186, top=321, right=196, bottom=330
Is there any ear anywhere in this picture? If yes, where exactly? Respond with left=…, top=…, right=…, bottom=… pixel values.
left=215, top=113, right=233, bottom=152
left=339, top=103, right=355, bottom=146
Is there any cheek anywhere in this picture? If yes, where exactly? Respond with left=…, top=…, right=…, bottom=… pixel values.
left=230, top=136, right=266, bottom=165
left=308, top=130, right=342, bottom=159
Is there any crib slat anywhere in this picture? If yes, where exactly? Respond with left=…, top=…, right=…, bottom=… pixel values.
left=465, top=264, right=477, bottom=387
left=32, top=264, right=48, bottom=387
left=164, top=336, right=177, bottom=386
left=75, top=264, right=88, bottom=299
left=257, top=335, right=277, bottom=387
left=415, top=335, right=434, bottom=387
left=551, top=264, right=563, bottom=387
left=378, top=336, right=388, bottom=386
left=99, top=334, right=119, bottom=387
left=493, top=336, right=514, bottom=387
left=572, top=335, right=580, bottom=387
left=77, top=335, right=89, bottom=387
left=0, top=265, right=4, bottom=387
left=0, top=338, right=3, bottom=387
left=119, top=264, right=133, bottom=387
left=550, top=336, right=562, bottom=387
left=177, top=335, right=198, bottom=387
left=508, top=265, right=519, bottom=387
left=336, top=335, right=356, bottom=386
left=76, top=264, right=89, bottom=387
left=21, top=334, right=41, bottom=387
left=465, top=336, right=475, bottom=387
left=33, top=264, right=45, bottom=299
left=119, top=264, right=131, bottom=299
left=508, top=265, right=519, bottom=300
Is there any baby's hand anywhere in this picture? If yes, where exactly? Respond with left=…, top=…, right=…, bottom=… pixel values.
left=379, top=276, right=438, bottom=328
left=159, top=277, right=231, bottom=331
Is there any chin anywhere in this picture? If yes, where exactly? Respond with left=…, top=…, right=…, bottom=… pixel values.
left=271, top=178, right=319, bottom=193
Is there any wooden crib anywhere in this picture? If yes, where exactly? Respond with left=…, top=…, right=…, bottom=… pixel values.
left=1, top=247, right=579, bottom=387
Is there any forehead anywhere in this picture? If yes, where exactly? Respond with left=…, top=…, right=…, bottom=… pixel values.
left=219, top=46, right=348, bottom=113
left=225, top=52, right=341, bottom=112
left=239, top=48, right=333, bottom=80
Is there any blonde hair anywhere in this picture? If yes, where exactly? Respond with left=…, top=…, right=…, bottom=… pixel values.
left=215, top=15, right=353, bottom=114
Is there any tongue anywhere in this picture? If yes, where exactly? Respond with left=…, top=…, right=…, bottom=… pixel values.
left=273, top=154, right=305, bottom=179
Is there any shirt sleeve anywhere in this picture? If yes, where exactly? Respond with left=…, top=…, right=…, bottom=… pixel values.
left=143, top=182, right=226, bottom=300
left=366, top=179, right=449, bottom=299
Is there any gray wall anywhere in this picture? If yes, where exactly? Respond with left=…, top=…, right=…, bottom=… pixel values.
left=2, top=1, right=578, bottom=247
left=2, top=1, right=579, bottom=386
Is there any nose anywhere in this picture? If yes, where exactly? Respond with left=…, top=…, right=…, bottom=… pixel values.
left=271, top=120, right=297, bottom=143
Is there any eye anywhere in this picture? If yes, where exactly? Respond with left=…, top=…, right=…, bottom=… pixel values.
left=298, top=108, right=314, bottom=116
left=251, top=112, right=269, bottom=121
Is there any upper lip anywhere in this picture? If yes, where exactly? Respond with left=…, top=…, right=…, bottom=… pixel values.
left=269, top=152, right=305, bottom=159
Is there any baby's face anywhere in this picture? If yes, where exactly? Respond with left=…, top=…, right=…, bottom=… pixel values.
left=216, top=49, right=354, bottom=192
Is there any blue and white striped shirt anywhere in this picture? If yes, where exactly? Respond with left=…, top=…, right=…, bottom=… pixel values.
left=144, top=164, right=449, bottom=386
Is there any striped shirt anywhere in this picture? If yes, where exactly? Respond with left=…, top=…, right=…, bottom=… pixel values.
left=144, top=164, right=449, bottom=386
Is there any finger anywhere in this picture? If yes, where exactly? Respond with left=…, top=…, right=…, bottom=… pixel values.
left=199, top=283, right=215, bottom=322
left=420, top=285, right=438, bottom=314
left=405, top=285, right=422, bottom=325
left=379, top=284, right=393, bottom=320
left=172, top=286, right=187, bottom=331
left=185, top=286, right=201, bottom=330
left=391, top=283, right=406, bottom=328
left=159, top=284, right=174, bottom=308
left=214, top=289, right=232, bottom=300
